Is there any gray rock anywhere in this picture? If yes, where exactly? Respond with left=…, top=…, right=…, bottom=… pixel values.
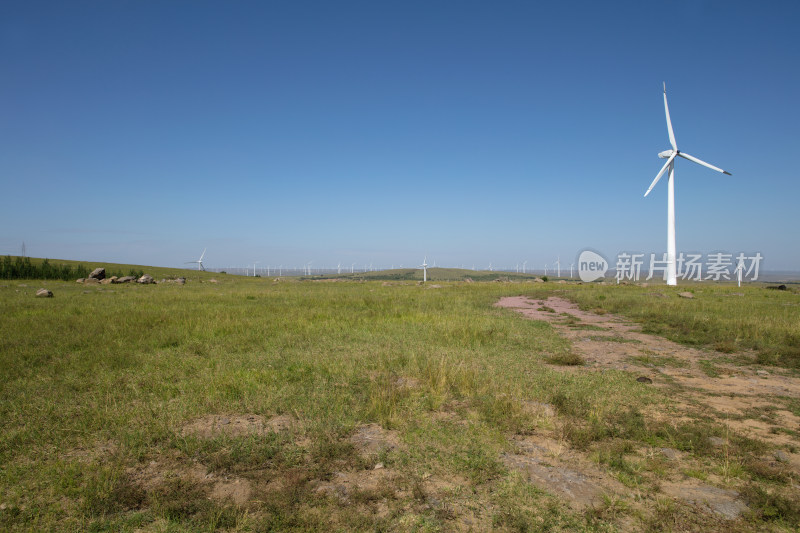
left=115, top=276, right=136, bottom=283
left=176, top=277, right=186, bottom=285
left=678, top=291, right=694, bottom=299
left=636, top=376, right=653, bottom=384
left=137, top=274, right=155, bottom=284
left=660, top=448, right=680, bottom=460
left=774, top=450, right=791, bottom=463
left=35, top=288, right=53, bottom=298
left=76, top=278, right=85, bottom=283
left=89, top=267, right=105, bottom=280
left=83, top=278, right=100, bottom=285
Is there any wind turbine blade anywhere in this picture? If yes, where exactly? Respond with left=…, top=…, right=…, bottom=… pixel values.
left=644, top=153, right=677, bottom=197
left=199, top=248, right=206, bottom=261
left=664, top=82, right=677, bottom=151
left=677, top=152, right=732, bottom=175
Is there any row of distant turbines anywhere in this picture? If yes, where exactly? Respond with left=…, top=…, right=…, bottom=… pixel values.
left=184, top=84, right=730, bottom=286
left=184, top=250, right=577, bottom=279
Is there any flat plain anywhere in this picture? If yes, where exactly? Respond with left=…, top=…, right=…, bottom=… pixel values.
left=1, top=266, right=799, bottom=532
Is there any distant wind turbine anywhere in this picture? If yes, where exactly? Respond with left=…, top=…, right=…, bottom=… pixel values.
left=555, top=256, right=561, bottom=278
left=734, top=256, right=745, bottom=287
left=644, top=83, right=732, bottom=286
left=185, top=248, right=206, bottom=271
left=570, top=263, right=575, bottom=279
left=419, top=256, right=428, bottom=283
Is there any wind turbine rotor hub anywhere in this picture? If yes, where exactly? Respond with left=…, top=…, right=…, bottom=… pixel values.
left=658, top=150, right=674, bottom=159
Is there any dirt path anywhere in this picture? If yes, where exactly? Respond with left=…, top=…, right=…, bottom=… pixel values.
left=494, top=296, right=800, bottom=524
left=496, top=296, right=800, bottom=445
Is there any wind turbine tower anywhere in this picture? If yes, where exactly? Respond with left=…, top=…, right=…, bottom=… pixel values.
left=644, top=83, right=731, bottom=286
left=419, top=256, right=428, bottom=283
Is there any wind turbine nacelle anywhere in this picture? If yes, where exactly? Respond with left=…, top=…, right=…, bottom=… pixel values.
left=658, top=150, right=674, bottom=159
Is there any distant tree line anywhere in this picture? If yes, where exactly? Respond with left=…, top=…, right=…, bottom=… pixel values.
left=0, top=256, right=142, bottom=281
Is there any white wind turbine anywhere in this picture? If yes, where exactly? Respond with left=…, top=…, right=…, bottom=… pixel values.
left=570, top=263, right=575, bottom=279
left=185, top=248, right=206, bottom=271
left=419, top=256, right=428, bottom=282
left=555, top=256, right=561, bottom=278
left=644, top=83, right=731, bottom=286
left=337, top=262, right=341, bottom=275
left=734, top=256, right=745, bottom=287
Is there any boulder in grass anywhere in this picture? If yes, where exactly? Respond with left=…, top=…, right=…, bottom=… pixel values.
left=36, top=288, right=53, bottom=298
left=89, top=267, right=105, bottom=280
left=137, top=274, right=155, bottom=284
left=76, top=278, right=85, bottom=283
left=83, top=278, right=100, bottom=285
left=678, top=292, right=694, bottom=299
left=115, top=276, right=136, bottom=284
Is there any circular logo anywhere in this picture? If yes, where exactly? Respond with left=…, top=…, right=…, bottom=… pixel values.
left=577, top=250, right=608, bottom=282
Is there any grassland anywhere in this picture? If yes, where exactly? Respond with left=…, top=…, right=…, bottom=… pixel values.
left=1, top=265, right=799, bottom=531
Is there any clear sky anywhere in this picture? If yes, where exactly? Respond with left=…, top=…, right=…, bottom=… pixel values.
left=2, top=1, right=798, bottom=271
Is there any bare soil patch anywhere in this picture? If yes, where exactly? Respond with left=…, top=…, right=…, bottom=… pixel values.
left=350, top=423, right=401, bottom=457
left=180, top=413, right=294, bottom=439
left=502, top=434, right=626, bottom=509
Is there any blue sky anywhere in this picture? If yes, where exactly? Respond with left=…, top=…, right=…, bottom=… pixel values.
left=1, top=1, right=798, bottom=271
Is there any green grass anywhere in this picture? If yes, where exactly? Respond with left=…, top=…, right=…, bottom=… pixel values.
left=560, top=284, right=800, bottom=369
left=1, top=264, right=799, bottom=531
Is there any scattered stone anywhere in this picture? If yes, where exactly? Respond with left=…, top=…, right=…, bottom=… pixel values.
left=533, top=277, right=544, bottom=283
left=756, top=370, right=769, bottom=376
left=209, top=279, right=218, bottom=283
left=35, top=288, right=53, bottom=298
left=667, top=484, right=747, bottom=520
left=89, top=267, right=105, bottom=280
left=176, top=277, right=186, bottom=285
left=774, top=450, right=791, bottom=463
left=660, top=448, right=681, bottom=460
left=708, top=436, right=726, bottom=447
left=83, top=278, right=100, bottom=285
left=137, top=274, right=155, bottom=284
left=115, top=276, right=136, bottom=283
left=766, top=284, right=788, bottom=291
left=501, top=452, right=613, bottom=509
left=76, top=278, right=85, bottom=283
left=678, top=292, right=694, bottom=299
left=636, top=376, right=653, bottom=384
left=374, top=462, right=385, bottom=470
left=464, top=277, right=473, bottom=283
